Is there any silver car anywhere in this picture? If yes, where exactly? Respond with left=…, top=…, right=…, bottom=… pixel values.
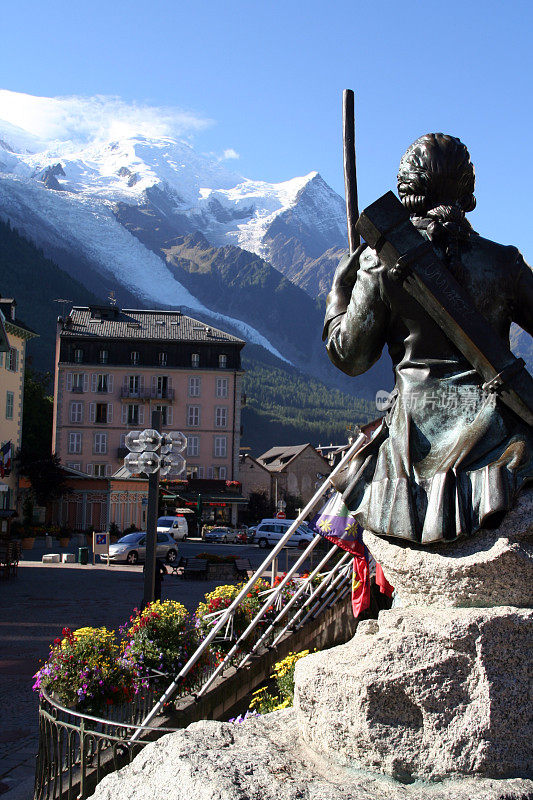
left=106, top=531, right=179, bottom=565
left=203, top=526, right=237, bottom=543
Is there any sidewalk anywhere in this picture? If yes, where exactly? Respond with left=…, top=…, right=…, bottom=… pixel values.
left=0, top=559, right=222, bottom=799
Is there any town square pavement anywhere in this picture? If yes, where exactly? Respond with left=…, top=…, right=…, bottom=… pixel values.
left=0, top=545, right=253, bottom=800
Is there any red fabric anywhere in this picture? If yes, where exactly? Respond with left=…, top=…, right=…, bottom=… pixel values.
left=351, top=549, right=370, bottom=618
left=375, top=563, right=394, bottom=598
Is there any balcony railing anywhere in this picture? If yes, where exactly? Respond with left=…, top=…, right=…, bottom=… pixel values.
left=119, top=388, right=175, bottom=401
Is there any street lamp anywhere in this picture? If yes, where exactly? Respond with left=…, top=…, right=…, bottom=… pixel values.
left=123, top=411, right=187, bottom=608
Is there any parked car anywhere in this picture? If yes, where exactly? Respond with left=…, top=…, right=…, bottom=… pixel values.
left=203, top=526, right=237, bottom=543
left=105, top=531, right=179, bottom=564
left=254, top=519, right=315, bottom=549
left=157, top=516, right=188, bottom=541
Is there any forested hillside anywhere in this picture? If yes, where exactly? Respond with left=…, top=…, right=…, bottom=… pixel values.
left=0, top=222, right=373, bottom=453
left=0, top=219, right=102, bottom=372
left=241, top=345, right=376, bottom=455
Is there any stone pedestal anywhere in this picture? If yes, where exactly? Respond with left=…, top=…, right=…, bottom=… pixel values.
left=295, top=606, right=532, bottom=782
left=363, top=490, right=533, bottom=608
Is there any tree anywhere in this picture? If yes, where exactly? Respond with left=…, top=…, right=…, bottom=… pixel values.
left=283, top=493, right=303, bottom=520
left=245, top=491, right=274, bottom=524
left=16, top=369, right=68, bottom=506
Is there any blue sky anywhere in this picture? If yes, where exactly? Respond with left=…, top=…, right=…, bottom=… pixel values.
left=1, top=0, right=533, bottom=259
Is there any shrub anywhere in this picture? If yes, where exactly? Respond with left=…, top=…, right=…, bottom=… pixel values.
left=121, top=600, right=207, bottom=691
left=249, top=650, right=310, bottom=714
left=32, top=626, right=134, bottom=712
left=195, top=579, right=271, bottom=655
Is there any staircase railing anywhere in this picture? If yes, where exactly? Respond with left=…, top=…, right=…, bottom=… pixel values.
left=130, top=432, right=367, bottom=741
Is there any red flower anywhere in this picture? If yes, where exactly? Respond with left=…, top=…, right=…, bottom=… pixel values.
left=54, top=638, right=61, bottom=645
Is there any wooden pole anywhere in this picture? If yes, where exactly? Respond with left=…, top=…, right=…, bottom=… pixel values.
left=343, top=89, right=359, bottom=254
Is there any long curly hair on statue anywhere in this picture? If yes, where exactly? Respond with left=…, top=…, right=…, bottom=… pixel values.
left=397, top=134, right=476, bottom=282
left=397, top=133, right=476, bottom=219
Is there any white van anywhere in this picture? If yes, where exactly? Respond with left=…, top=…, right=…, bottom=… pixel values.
left=254, top=519, right=315, bottom=549
left=156, top=516, right=188, bottom=541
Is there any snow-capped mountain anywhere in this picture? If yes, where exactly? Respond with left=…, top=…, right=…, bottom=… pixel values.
left=0, top=90, right=528, bottom=394
left=0, top=92, right=363, bottom=393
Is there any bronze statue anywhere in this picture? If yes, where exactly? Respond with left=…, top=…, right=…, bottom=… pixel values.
left=323, top=133, right=533, bottom=544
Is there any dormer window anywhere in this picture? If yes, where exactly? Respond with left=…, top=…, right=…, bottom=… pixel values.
left=191, top=353, right=200, bottom=368
left=218, top=354, right=227, bottom=369
left=131, top=351, right=140, bottom=365
left=74, top=348, right=83, bottom=364
left=99, top=349, right=109, bottom=364
left=158, top=352, right=168, bottom=367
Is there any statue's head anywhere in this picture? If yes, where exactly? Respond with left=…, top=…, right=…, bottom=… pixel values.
left=397, top=133, right=476, bottom=217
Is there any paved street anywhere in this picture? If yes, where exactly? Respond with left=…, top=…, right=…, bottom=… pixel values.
left=0, top=538, right=317, bottom=799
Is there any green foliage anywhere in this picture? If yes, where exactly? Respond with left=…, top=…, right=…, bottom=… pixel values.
left=249, top=650, right=311, bottom=713
left=0, top=219, right=103, bottom=372
left=244, top=491, right=274, bottom=523
left=20, top=369, right=53, bottom=456
left=17, top=372, right=68, bottom=505
left=241, top=352, right=376, bottom=456
left=32, top=626, right=135, bottom=712
left=122, top=600, right=205, bottom=692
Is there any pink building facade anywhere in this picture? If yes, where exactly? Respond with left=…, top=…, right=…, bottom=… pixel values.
left=53, top=306, right=245, bottom=482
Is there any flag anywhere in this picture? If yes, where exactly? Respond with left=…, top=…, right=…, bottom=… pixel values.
left=375, top=563, right=394, bottom=598
left=0, top=441, right=11, bottom=478
left=310, top=492, right=370, bottom=618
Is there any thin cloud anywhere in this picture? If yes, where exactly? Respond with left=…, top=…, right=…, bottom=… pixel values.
left=0, top=89, right=213, bottom=147
left=222, top=148, right=240, bottom=160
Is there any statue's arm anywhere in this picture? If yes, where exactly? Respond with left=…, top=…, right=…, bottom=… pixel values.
left=324, top=251, right=389, bottom=377
left=512, top=251, right=533, bottom=337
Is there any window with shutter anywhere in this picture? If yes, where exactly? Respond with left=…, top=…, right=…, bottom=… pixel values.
left=108, top=374, right=114, bottom=393
left=83, top=374, right=89, bottom=393
left=215, top=407, right=228, bottom=427
left=122, top=405, right=128, bottom=424
left=138, top=405, right=145, bottom=425
left=214, top=436, right=227, bottom=457
left=105, top=464, right=112, bottom=477
left=107, top=403, right=113, bottom=423
left=91, top=374, right=97, bottom=393
left=66, top=373, right=73, bottom=391
left=167, top=406, right=173, bottom=425
left=87, top=463, right=94, bottom=476
left=90, top=403, right=96, bottom=422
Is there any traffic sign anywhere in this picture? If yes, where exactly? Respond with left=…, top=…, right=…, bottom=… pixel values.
left=276, top=511, right=286, bottom=519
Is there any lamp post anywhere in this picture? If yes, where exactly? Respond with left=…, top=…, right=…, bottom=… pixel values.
left=122, top=412, right=187, bottom=609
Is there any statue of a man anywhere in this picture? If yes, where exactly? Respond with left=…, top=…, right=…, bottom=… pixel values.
left=322, top=133, right=533, bottom=544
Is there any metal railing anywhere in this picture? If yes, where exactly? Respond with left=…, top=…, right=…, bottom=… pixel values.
left=119, top=387, right=175, bottom=400
left=34, top=683, right=179, bottom=800
left=131, top=432, right=366, bottom=739
left=34, top=432, right=366, bottom=795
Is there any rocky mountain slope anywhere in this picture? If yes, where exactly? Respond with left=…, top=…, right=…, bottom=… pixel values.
left=0, top=91, right=529, bottom=399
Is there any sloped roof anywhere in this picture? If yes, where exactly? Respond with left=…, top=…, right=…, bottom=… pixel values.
left=60, top=306, right=245, bottom=345
left=257, top=443, right=316, bottom=472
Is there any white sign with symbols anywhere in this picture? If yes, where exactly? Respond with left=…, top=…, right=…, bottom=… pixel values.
left=92, top=531, right=109, bottom=556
